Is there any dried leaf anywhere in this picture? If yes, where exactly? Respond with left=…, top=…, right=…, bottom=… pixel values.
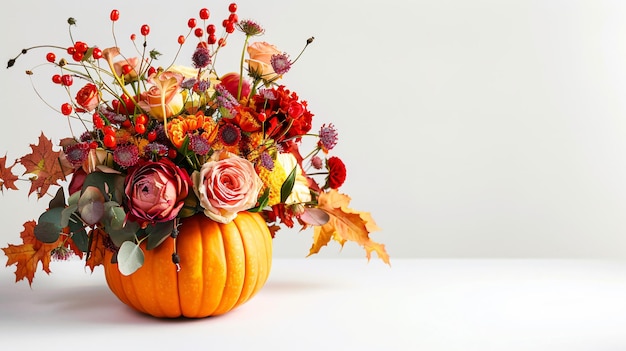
left=18, top=133, right=69, bottom=198
left=309, top=190, right=389, bottom=264
left=0, top=155, right=19, bottom=192
left=85, top=228, right=106, bottom=272
left=1, top=220, right=66, bottom=285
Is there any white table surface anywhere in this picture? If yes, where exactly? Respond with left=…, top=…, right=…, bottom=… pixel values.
left=2, top=258, right=626, bottom=351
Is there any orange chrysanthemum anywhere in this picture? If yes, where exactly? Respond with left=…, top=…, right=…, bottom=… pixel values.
left=167, top=111, right=218, bottom=149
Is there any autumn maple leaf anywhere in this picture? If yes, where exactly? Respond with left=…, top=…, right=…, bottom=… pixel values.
left=19, top=133, right=69, bottom=198
left=0, top=155, right=19, bottom=192
left=85, top=228, right=106, bottom=272
left=2, top=220, right=65, bottom=285
left=308, top=189, right=390, bottom=264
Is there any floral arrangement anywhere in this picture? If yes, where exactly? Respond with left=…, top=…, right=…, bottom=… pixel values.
left=1, top=3, right=388, bottom=285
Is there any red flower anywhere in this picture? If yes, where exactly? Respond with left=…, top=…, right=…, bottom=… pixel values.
left=325, top=156, right=346, bottom=189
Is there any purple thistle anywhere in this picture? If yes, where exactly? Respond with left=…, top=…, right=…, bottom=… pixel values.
left=270, top=53, right=292, bottom=75
left=318, top=123, right=338, bottom=151
left=181, top=78, right=197, bottom=90
left=260, top=151, right=274, bottom=171
left=258, top=88, right=275, bottom=100
left=196, top=79, right=211, bottom=92
left=189, top=134, right=211, bottom=155
left=236, top=19, right=264, bottom=36
left=144, top=142, right=169, bottom=157
left=192, top=46, right=211, bottom=68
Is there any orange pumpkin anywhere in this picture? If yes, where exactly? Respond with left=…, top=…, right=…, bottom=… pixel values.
left=103, top=211, right=272, bottom=318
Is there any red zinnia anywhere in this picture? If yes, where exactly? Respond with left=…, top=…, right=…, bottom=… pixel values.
left=325, top=156, right=346, bottom=189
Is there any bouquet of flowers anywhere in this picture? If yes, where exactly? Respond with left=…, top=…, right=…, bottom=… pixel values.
left=2, top=3, right=388, bottom=285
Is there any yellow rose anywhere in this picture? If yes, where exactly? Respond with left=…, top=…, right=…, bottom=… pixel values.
left=137, top=72, right=185, bottom=121
left=276, top=153, right=311, bottom=205
left=246, top=41, right=282, bottom=82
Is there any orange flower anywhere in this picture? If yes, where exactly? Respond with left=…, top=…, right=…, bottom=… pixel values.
left=167, top=112, right=218, bottom=149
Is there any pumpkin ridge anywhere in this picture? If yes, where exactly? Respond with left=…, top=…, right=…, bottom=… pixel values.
left=213, top=219, right=246, bottom=315
left=232, top=213, right=260, bottom=307
left=250, top=214, right=270, bottom=297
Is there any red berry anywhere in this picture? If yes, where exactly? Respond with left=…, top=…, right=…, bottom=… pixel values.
left=74, top=41, right=88, bottom=53
left=130, top=33, right=137, bottom=41
left=61, top=103, right=73, bottom=116
left=93, top=114, right=104, bottom=128
left=207, top=24, right=216, bottom=34
left=141, top=24, right=150, bottom=36
left=148, top=66, right=157, bottom=76
left=225, top=23, right=235, bottom=33
left=72, top=52, right=84, bottom=62
left=89, top=141, right=98, bottom=149
left=222, top=19, right=230, bottom=28
left=121, top=119, right=132, bottom=128
left=67, top=46, right=76, bottom=55
left=61, top=74, right=73, bottom=86
left=199, top=8, right=210, bottom=20
left=46, top=52, right=56, bottom=63
left=103, top=134, right=117, bottom=148
left=178, top=35, right=186, bottom=45
left=135, top=123, right=146, bottom=134
left=228, top=13, right=238, bottom=23
left=103, top=125, right=117, bottom=136
left=135, top=114, right=148, bottom=125
left=218, top=38, right=226, bottom=47
left=122, top=64, right=133, bottom=75
left=168, top=149, right=177, bottom=159
left=207, top=34, right=217, bottom=45
left=147, top=130, right=157, bottom=142
left=228, top=3, right=237, bottom=12
left=110, top=9, right=120, bottom=22
left=194, top=28, right=204, bottom=38
left=52, top=74, right=62, bottom=84
left=257, top=112, right=267, bottom=122
left=92, top=47, right=103, bottom=59
left=188, top=18, right=197, bottom=28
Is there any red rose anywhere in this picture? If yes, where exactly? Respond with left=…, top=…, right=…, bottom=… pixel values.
left=124, top=158, right=191, bottom=226
left=325, top=156, right=346, bottom=189
left=75, top=83, right=100, bottom=112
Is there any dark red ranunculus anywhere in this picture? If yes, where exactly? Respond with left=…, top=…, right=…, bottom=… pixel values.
left=325, top=156, right=346, bottom=190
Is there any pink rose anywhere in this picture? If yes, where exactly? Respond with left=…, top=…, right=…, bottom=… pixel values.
left=124, top=159, right=191, bottom=226
left=246, top=42, right=282, bottom=82
left=219, top=72, right=251, bottom=99
left=75, top=83, right=100, bottom=111
left=192, top=151, right=263, bottom=223
left=137, top=71, right=185, bottom=121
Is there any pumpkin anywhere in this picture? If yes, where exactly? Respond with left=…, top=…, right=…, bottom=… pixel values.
left=103, top=211, right=273, bottom=318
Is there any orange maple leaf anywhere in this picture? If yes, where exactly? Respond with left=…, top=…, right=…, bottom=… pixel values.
left=19, top=133, right=68, bottom=198
left=308, top=189, right=390, bottom=264
left=0, top=155, right=19, bottom=192
left=2, top=220, right=65, bottom=285
left=85, top=228, right=106, bottom=272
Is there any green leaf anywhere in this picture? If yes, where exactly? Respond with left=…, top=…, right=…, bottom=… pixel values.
left=117, top=241, right=144, bottom=276
left=67, top=190, right=81, bottom=206
left=280, top=166, right=297, bottom=203
left=107, top=221, right=140, bottom=247
left=103, top=201, right=126, bottom=230
left=60, top=203, right=78, bottom=227
left=146, top=221, right=174, bottom=250
left=248, top=188, right=270, bottom=212
left=81, top=171, right=125, bottom=203
left=34, top=207, right=64, bottom=243
left=68, top=213, right=89, bottom=252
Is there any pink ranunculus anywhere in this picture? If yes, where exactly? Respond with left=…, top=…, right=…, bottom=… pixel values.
left=75, top=83, right=100, bottom=111
left=137, top=71, right=185, bottom=121
left=124, top=158, right=191, bottom=226
left=246, top=41, right=282, bottom=82
left=192, top=151, right=263, bottom=223
left=219, top=72, right=251, bottom=100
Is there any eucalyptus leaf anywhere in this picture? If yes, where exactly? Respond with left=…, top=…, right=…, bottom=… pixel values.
left=78, top=186, right=105, bottom=225
left=34, top=207, right=65, bottom=243
left=117, top=241, right=144, bottom=276
left=104, top=201, right=126, bottom=230
left=280, top=166, right=297, bottom=203
left=106, top=221, right=140, bottom=247
left=68, top=214, right=89, bottom=252
left=81, top=171, right=125, bottom=203
left=60, top=203, right=78, bottom=227
left=67, top=190, right=81, bottom=206
left=146, top=221, right=174, bottom=250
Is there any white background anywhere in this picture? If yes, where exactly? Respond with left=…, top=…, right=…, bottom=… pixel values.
left=2, top=0, right=626, bottom=260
